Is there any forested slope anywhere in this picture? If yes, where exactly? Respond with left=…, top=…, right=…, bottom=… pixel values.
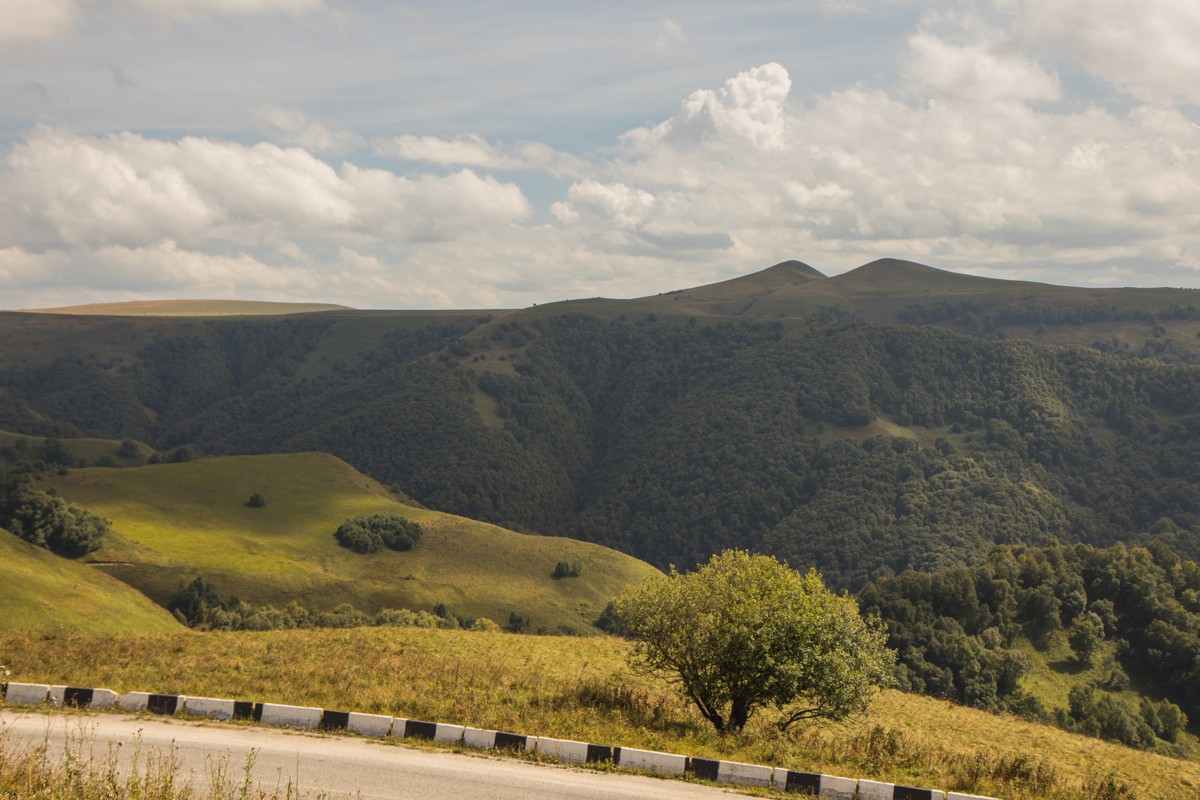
left=3, top=262, right=1200, bottom=587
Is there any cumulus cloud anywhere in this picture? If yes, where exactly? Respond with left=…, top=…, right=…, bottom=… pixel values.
left=375, top=134, right=589, bottom=179
left=1, top=128, right=531, bottom=252
left=624, top=63, right=792, bottom=151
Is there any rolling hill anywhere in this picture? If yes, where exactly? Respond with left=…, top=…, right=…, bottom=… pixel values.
left=0, top=528, right=182, bottom=635
left=40, top=452, right=659, bottom=634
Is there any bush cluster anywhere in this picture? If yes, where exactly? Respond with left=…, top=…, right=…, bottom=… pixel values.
left=333, top=513, right=422, bottom=554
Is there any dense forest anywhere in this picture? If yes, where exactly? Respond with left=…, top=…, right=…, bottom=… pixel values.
left=859, top=542, right=1200, bottom=754
left=3, top=263, right=1200, bottom=587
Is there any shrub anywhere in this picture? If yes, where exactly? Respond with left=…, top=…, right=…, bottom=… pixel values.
left=246, top=492, right=266, bottom=508
left=333, top=513, right=423, bottom=554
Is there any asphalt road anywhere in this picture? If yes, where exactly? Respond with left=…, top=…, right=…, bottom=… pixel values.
left=1, top=710, right=744, bottom=799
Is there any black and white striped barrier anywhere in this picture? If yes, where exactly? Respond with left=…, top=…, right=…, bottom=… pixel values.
left=116, top=692, right=186, bottom=715
left=0, top=681, right=1001, bottom=799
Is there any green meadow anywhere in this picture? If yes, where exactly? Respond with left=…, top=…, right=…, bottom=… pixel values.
left=0, top=532, right=180, bottom=635
left=42, top=452, right=659, bottom=633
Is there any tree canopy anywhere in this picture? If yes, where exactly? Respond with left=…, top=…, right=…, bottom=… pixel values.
left=613, top=550, right=893, bottom=733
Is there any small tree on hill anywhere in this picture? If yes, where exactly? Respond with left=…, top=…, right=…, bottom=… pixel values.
left=246, top=492, right=266, bottom=508
left=613, top=550, right=894, bottom=733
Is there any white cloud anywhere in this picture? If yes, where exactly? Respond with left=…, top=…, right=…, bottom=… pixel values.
left=1, top=128, right=532, bottom=252
left=375, top=134, right=589, bottom=179
left=0, top=0, right=78, bottom=49
left=625, top=63, right=793, bottom=152
left=906, top=31, right=1060, bottom=104
left=552, top=181, right=655, bottom=229
left=1014, top=0, right=1200, bottom=105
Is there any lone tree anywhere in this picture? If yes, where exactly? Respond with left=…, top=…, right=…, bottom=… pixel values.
left=613, top=550, right=894, bottom=733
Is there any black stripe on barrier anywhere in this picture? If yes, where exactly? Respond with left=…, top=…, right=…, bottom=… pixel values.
left=233, top=701, right=256, bottom=720
left=147, top=694, right=179, bottom=715
left=320, top=710, right=350, bottom=731
left=494, top=732, right=527, bottom=751
left=894, top=787, right=936, bottom=800
left=585, top=744, right=614, bottom=763
left=405, top=720, right=437, bottom=740
left=784, top=771, right=821, bottom=795
left=686, top=757, right=720, bottom=782
left=64, top=687, right=94, bottom=708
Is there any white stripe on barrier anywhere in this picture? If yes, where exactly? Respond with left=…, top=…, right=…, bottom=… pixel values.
left=90, top=689, right=118, bottom=709
left=3, top=683, right=49, bottom=705
left=716, top=760, right=773, bottom=787
left=347, top=712, right=393, bottom=737
left=533, top=737, right=590, bottom=763
left=463, top=727, right=497, bottom=749
left=947, top=793, right=1001, bottom=800
left=117, top=692, right=150, bottom=712
left=183, top=697, right=236, bottom=720
left=857, top=779, right=895, bottom=800
left=258, top=703, right=322, bottom=729
left=615, top=747, right=687, bottom=776
left=389, top=718, right=409, bottom=738
left=820, top=774, right=859, bottom=800
left=434, top=723, right=465, bottom=744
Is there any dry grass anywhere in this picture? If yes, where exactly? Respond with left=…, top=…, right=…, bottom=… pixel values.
left=0, top=723, right=313, bottom=799
left=5, top=627, right=1200, bottom=800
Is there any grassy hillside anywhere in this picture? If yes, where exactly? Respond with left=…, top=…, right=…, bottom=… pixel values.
left=0, top=531, right=181, bottom=634
left=43, top=453, right=659, bottom=633
left=4, top=626, right=1198, bottom=800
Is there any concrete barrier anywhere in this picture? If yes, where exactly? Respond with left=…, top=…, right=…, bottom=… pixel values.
left=717, top=759, right=773, bottom=787
left=533, top=737, right=591, bottom=763
left=947, top=794, right=1000, bottom=800
left=614, top=746, right=687, bottom=776
left=819, top=774, right=860, bottom=800
left=48, top=686, right=118, bottom=709
left=585, top=744, right=615, bottom=763
left=895, top=786, right=946, bottom=800
left=319, top=710, right=350, bottom=731
left=3, top=683, right=50, bottom=705
left=463, top=727, right=496, bottom=749
left=773, top=769, right=821, bottom=794
left=494, top=731, right=532, bottom=752
left=258, top=703, right=322, bottom=729
left=858, top=780, right=896, bottom=800
left=183, top=696, right=237, bottom=720
left=117, top=692, right=185, bottom=715
left=686, top=757, right=720, bottom=782
left=400, top=720, right=464, bottom=744
left=347, top=712, right=393, bottom=737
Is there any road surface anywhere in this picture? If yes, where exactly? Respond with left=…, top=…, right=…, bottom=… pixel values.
left=1, top=709, right=745, bottom=799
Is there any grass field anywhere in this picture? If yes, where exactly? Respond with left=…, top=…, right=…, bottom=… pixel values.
left=0, top=532, right=181, bottom=635
left=41, top=452, right=659, bottom=634
left=4, top=627, right=1198, bottom=800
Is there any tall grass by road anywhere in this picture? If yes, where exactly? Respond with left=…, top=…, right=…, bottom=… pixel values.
left=4, top=627, right=1199, bottom=800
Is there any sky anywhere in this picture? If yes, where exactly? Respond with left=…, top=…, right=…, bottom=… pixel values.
left=1, top=0, right=1198, bottom=310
